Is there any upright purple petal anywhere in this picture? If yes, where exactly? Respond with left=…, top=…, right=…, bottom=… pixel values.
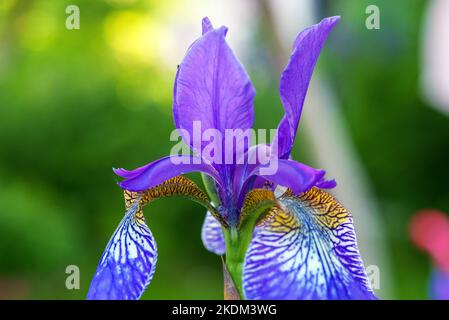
left=250, top=159, right=325, bottom=195
left=272, top=116, right=292, bottom=159
left=201, top=211, right=226, bottom=255
left=115, top=155, right=221, bottom=192
left=173, top=22, right=255, bottom=161
left=276, top=16, right=340, bottom=157
left=87, top=201, right=157, bottom=300
left=243, top=188, right=376, bottom=300
left=202, top=17, right=213, bottom=34
left=233, top=144, right=270, bottom=194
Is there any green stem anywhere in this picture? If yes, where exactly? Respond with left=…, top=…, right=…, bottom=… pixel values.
left=223, top=193, right=278, bottom=299
left=223, top=220, right=263, bottom=299
left=224, top=227, right=246, bottom=298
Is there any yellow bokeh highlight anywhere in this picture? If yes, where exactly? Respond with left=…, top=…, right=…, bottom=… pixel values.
left=104, top=0, right=138, bottom=7
left=104, top=8, right=178, bottom=114
left=104, top=10, right=164, bottom=66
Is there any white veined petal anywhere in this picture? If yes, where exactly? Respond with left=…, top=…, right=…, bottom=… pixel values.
left=87, top=202, right=157, bottom=300
left=243, top=188, right=376, bottom=300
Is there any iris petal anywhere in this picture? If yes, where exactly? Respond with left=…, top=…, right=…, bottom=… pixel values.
left=273, top=116, right=292, bottom=159
left=243, top=188, right=376, bottom=300
left=201, top=211, right=226, bottom=255
left=173, top=20, right=255, bottom=161
left=276, top=16, right=340, bottom=157
left=87, top=201, right=157, bottom=300
left=233, top=144, right=271, bottom=203
left=202, top=17, right=213, bottom=34
left=316, top=178, right=337, bottom=189
left=116, top=155, right=221, bottom=192
left=250, top=159, right=325, bottom=195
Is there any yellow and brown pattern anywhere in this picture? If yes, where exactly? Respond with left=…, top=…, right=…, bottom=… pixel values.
left=239, top=188, right=278, bottom=228
left=291, top=187, right=350, bottom=230
left=255, top=187, right=351, bottom=232
left=256, top=204, right=296, bottom=232
left=124, top=176, right=227, bottom=227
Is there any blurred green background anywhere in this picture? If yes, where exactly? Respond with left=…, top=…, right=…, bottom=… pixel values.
left=0, top=0, right=448, bottom=299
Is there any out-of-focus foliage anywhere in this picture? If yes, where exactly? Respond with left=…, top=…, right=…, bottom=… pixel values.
left=0, top=0, right=447, bottom=299
left=0, top=0, right=223, bottom=299
left=322, top=0, right=449, bottom=299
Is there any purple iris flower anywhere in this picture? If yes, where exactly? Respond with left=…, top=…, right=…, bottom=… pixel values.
left=87, top=16, right=376, bottom=300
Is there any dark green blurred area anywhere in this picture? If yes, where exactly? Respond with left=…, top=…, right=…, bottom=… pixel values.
left=0, top=0, right=447, bottom=299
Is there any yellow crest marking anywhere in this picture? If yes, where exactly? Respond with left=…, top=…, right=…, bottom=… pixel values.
left=123, top=176, right=227, bottom=227
left=257, top=187, right=350, bottom=232
left=295, top=187, right=350, bottom=230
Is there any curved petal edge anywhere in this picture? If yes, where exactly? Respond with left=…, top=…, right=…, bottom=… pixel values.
left=87, top=201, right=157, bottom=300
left=201, top=211, right=226, bottom=255
left=243, top=187, right=376, bottom=300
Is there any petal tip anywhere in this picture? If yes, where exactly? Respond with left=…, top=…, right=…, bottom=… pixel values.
left=113, top=167, right=123, bottom=175
left=117, top=180, right=130, bottom=190
left=319, top=16, right=341, bottom=28
left=316, top=178, right=337, bottom=189
left=202, top=17, right=213, bottom=34
left=216, top=25, right=228, bottom=37
left=326, top=15, right=341, bottom=23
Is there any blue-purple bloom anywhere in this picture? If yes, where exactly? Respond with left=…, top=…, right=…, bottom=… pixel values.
left=87, top=16, right=376, bottom=300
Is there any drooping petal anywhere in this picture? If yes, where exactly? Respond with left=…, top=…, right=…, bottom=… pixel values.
left=250, top=159, right=325, bottom=195
left=201, top=211, right=226, bottom=255
left=113, top=164, right=151, bottom=180
left=87, top=201, right=157, bottom=300
left=115, top=155, right=221, bottom=192
left=173, top=21, right=255, bottom=161
left=276, top=16, right=340, bottom=157
left=243, top=187, right=376, bottom=300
